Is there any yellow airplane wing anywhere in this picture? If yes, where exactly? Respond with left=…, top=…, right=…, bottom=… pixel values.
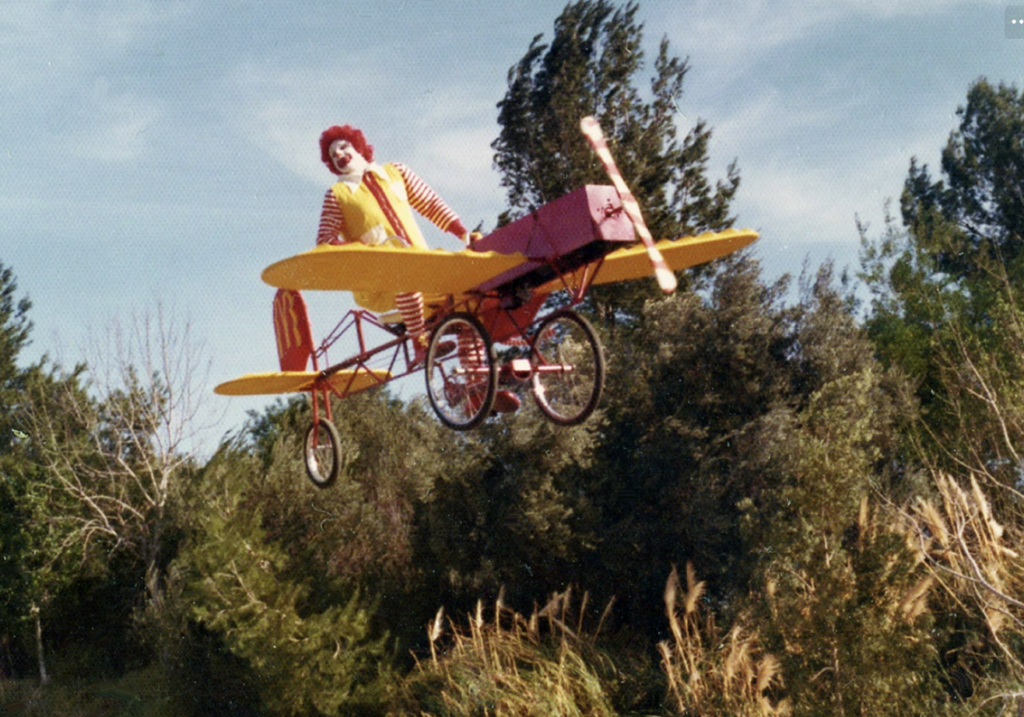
left=261, top=244, right=528, bottom=295
left=595, top=228, right=758, bottom=285
left=534, top=228, right=758, bottom=293
left=214, top=368, right=392, bottom=397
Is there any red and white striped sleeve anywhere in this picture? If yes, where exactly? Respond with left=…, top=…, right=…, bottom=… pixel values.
left=394, top=163, right=467, bottom=237
left=317, top=188, right=346, bottom=245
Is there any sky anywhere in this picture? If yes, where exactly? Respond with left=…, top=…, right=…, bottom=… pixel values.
left=2, top=0, right=1022, bottom=452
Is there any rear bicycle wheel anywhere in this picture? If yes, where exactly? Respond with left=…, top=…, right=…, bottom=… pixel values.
left=530, top=309, right=604, bottom=426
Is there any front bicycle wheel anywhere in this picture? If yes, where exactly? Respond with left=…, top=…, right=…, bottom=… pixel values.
left=304, top=419, right=341, bottom=488
left=530, top=309, right=605, bottom=426
left=425, top=313, right=497, bottom=430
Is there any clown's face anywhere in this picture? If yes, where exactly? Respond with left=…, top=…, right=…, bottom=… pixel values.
left=329, top=139, right=368, bottom=175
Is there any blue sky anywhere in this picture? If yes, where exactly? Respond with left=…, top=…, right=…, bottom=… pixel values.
left=3, top=0, right=1021, bottom=448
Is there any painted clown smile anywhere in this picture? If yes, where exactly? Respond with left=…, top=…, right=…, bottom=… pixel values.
left=329, top=139, right=366, bottom=174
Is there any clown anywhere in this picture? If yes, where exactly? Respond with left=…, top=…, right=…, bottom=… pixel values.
left=316, top=125, right=520, bottom=415
left=316, top=124, right=473, bottom=365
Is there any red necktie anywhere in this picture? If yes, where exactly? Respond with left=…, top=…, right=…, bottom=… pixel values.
left=363, top=172, right=412, bottom=247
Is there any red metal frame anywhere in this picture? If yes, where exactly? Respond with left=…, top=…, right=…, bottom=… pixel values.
left=298, top=239, right=612, bottom=415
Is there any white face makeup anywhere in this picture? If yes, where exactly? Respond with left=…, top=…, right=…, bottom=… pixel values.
left=329, top=139, right=369, bottom=175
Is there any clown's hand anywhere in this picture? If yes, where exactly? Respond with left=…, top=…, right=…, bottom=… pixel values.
left=462, top=231, right=484, bottom=250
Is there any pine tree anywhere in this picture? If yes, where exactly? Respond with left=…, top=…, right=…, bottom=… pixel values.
left=0, top=261, right=33, bottom=676
left=181, top=448, right=390, bottom=716
left=493, top=0, right=738, bottom=237
left=900, top=79, right=1024, bottom=284
left=0, top=264, right=105, bottom=683
left=492, top=0, right=741, bottom=316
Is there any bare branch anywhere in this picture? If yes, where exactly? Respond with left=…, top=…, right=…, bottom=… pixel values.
left=25, top=304, right=213, bottom=610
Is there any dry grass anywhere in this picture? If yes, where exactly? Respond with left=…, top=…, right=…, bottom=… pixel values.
left=659, top=563, right=790, bottom=717
left=907, top=471, right=1024, bottom=710
left=395, top=571, right=796, bottom=716
left=390, top=587, right=619, bottom=717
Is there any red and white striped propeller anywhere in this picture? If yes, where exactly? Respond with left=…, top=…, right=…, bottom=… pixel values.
left=580, top=116, right=677, bottom=295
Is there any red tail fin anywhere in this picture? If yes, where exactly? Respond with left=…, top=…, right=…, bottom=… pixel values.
left=272, top=289, right=315, bottom=371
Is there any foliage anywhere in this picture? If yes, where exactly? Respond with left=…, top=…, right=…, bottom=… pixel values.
left=740, top=368, right=946, bottom=716
left=859, top=80, right=1024, bottom=711
left=179, top=445, right=390, bottom=716
left=0, top=664, right=184, bottom=717
left=0, top=262, right=32, bottom=427
left=21, top=309, right=208, bottom=617
left=900, top=79, right=1024, bottom=285
left=0, top=261, right=34, bottom=677
left=871, top=255, right=1024, bottom=709
left=861, top=79, right=1024, bottom=480
left=741, top=262, right=944, bottom=713
left=0, top=263, right=118, bottom=684
left=0, top=264, right=30, bottom=619
left=241, top=391, right=474, bottom=651
left=568, top=253, right=798, bottom=631
left=417, top=405, right=603, bottom=608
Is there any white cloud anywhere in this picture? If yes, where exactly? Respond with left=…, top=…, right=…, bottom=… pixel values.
left=706, top=88, right=860, bottom=158
left=417, top=126, right=497, bottom=193
left=221, top=60, right=402, bottom=184
left=401, top=87, right=503, bottom=200
left=222, top=59, right=506, bottom=221
left=0, top=2, right=194, bottom=169
left=662, top=0, right=1003, bottom=61
left=646, top=0, right=998, bottom=254
left=739, top=165, right=856, bottom=237
left=71, top=78, right=161, bottom=162
left=0, top=1, right=192, bottom=91
left=733, top=133, right=939, bottom=250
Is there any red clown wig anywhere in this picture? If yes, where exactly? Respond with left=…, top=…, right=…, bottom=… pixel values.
left=319, top=125, right=374, bottom=173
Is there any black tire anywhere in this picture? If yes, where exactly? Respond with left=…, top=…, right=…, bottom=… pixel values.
left=304, top=419, right=341, bottom=488
left=425, top=313, right=497, bottom=430
left=530, top=309, right=605, bottom=426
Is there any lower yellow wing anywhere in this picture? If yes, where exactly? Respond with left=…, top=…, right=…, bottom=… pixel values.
left=261, top=244, right=528, bottom=295
left=214, top=369, right=392, bottom=396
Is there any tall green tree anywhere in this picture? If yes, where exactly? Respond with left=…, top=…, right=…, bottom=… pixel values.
left=418, top=407, right=603, bottom=609
left=901, top=78, right=1024, bottom=285
left=739, top=366, right=943, bottom=716
left=575, top=255, right=795, bottom=630
left=0, top=262, right=32, bottom=424
left=492, top=0, right=739, bottom=325
left=242, top=390, right=468, bottom=649
left=0, top=264, right=105, bottom=683
left=493, top=0, right=739, bottom=238
left=0, top=261, right=33, bottom=676
left=23, top=309, right=208, bottom=619
left=861, top=78, right=1024, bottom=483
left=863, top=78, right=1024, bottom=373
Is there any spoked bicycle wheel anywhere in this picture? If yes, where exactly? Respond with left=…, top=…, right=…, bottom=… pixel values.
left=425, top=313, right=497, bottom=430
left=530, top=309, right=605, bottom=426
left=304, top=419, right=341, bottom=489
